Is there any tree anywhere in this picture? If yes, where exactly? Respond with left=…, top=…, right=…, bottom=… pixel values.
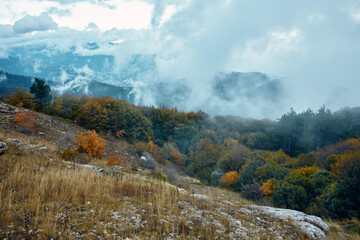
left=30, top=78, right=52, bottom=110
left=4, top=88, right=34, bottom=109
left=220, top=171, right=239, bottom=187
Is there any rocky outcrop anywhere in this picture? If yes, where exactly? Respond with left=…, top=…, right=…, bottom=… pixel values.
left=0, top=141, right=9, bottom=155
left=244, top=205, right=330, bottom=240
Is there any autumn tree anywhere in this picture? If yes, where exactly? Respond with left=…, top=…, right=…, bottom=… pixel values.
left=4, top=88, right=35, bottom=109
left=76, top=130, right=106, bottom=158
left=220, top=171, right=239, bottom=187
left=261, top=179, right=277, bottom=198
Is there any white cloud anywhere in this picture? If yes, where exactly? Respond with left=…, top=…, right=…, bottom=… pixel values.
left=51, top=0, right=153, bottom=31
left=13, top=12, right=58, bottom=34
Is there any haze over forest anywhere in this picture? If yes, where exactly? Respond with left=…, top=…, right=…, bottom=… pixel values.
left=1, top=0, right=360, bottom=118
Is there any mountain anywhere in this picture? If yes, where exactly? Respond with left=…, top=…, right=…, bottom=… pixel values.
left=0, top=44, right=284, bottom=117
left=0, top=102, right=334, bottom=239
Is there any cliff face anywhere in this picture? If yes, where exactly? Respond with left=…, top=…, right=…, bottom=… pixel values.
left=0, top=102, right=331, bottom=239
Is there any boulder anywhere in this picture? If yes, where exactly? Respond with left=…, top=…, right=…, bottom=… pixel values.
left=0, top=141, right=9, bottom=155
left=244, top=205, right=330, bottom=240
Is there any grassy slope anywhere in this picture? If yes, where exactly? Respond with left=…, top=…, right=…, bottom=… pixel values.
left=0, top=103, right=359, bottom=239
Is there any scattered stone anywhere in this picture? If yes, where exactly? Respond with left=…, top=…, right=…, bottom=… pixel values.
left=111, top=166, right=124, bottom=171
left=0, top=141, right=9, bottom=155
left=337, top=232, right=350, bottom=237
left=36, top=146, right=48, bottom=151
left=6, top=139, right=20, bottom=143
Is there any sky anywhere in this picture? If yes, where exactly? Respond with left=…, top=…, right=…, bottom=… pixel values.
left=0, top=0, right=360, bottom=119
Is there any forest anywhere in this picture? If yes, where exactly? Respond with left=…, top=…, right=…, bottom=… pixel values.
left=3, top=83, right=360, bottom=221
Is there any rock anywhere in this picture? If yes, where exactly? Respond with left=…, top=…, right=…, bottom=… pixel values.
left=0, top=141, right=9, bottom=155
left=337, top=232, right=350, bottom=237
left=245, top=205, right=330, bottom=240
left=140, top=152, right=155, bottom=170
left=36, top=146, right=48, bottom=151
left=6, top=139, right=20, bottom=143
left=111, top=166, right=124, bottom=171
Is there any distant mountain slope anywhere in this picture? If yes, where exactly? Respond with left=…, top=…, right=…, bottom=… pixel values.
left=0, top=70, right=33, bottom=97
left=0, top=70, right=134, bottom=102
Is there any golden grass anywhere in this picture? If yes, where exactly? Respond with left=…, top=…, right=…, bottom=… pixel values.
left=1, top=129, right=358, bottom=239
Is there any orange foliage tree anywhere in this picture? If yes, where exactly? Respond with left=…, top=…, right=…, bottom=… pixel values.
left=220, top=171, right=239, bottom=187
left=107, top=152, right=126, bottom=167
left=76, top=130, right=106, bottom=158
left=14, top=109, right=38, bottom=132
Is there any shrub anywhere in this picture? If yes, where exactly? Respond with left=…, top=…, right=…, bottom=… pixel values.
left=76, top=130, right=106, bottom=158
left=4, top=88, right=35, bottom=109
left=136, top=142, right=148, bottom=153
left=210, top=170, right=224, bottom=186
left=241, top=181, right=263, bottom=201
left=169, top=149, right=182, bottom=165
left=14, top=109, right=38, bottom=132
left=108, top=152, right=126, bottom=167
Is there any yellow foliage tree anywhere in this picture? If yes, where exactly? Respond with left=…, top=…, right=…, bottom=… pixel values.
left=290, top=166, right=321, bottom=178
left=260, top=179, right=276, bottom=198
left=76, top=130, right=106, bottom=158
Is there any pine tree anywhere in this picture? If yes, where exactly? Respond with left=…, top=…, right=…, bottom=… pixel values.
left=30, top=78, right=52, bottom=110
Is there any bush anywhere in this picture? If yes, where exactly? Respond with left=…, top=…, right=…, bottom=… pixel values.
left=241, top=181, right=263, bottom=201
left=76, top=130, right=106, bottom=158
left=169, top=149, right=182, bottom=165
left=108, top=152, right=126, bottom=167
left=4, top=88, right=35, bottom=109
left=14, top=109, right=38, bottom=132
left=136, top=142, right=148, bottom=153
left=210, top=169, right=223, bottom=186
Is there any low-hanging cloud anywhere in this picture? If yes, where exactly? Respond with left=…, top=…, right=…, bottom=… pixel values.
left=1, top=0, right=360, bottom=119
left=13, top=12, right=58, bottom=34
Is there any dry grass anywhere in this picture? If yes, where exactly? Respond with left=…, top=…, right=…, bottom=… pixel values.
left=2, top=128, right=358, bottom=239
left=0, top=133, right=304, bottom=239
left=326, top=219, right=360, bottom=240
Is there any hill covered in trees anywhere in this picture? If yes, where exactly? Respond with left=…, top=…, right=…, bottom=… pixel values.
left=2, top=86, right=360, bottom=222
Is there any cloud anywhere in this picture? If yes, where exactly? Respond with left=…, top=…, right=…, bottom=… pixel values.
left=47, top=7, right=71, bottom=17
left=13, top=12, right=58, bottom=34
left=0, top=24, right=14, bottom=37
left=1, top=0, right=360, bottom=119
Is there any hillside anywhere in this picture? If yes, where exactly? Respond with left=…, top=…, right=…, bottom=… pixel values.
left=1, top=102, right=358, bottom=239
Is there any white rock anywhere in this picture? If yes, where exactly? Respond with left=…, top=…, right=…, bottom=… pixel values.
left=245, top=205, right=330, bottom=240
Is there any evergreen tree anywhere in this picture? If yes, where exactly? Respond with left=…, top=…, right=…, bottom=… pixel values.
left=30, top=78, right=52, bottom=110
